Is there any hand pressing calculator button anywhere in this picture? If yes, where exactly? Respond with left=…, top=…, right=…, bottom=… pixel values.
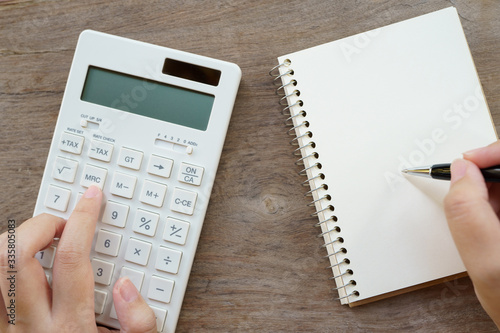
left=33, top=30, right=241, bottom=332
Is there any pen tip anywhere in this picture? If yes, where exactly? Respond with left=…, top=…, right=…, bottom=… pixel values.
left=401, top=169, right=408, bottom=174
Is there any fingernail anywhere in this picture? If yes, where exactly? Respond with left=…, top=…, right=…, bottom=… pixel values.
left=463, top=145, right=486, bottom=159
left=450, top=159, right=468, bottom=185
left=83, top=185, right=100, bottom=198
left=119, top=277, right=139, bottom=303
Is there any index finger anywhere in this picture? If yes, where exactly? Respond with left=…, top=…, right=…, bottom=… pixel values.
left=463, top=140, right=500, bottom=168
left=51, top=185, right=102, bottom=315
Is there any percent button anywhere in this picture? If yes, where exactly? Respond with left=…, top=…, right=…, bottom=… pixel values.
left=132, top=209, right=159, bottom=237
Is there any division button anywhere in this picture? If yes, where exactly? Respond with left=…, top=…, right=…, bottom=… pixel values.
left=155, top=246, right=182, bottom=274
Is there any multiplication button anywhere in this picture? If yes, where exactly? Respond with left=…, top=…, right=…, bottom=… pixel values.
left=59, top=132, right=84, bottom=155
left=124, top=238, right=152, bottom=266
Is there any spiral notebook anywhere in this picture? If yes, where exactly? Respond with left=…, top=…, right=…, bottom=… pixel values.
left=272, top=7, right=497, bottom=306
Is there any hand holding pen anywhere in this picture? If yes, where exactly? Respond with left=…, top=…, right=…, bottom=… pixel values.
left=442, top=141, right=500, bottom=329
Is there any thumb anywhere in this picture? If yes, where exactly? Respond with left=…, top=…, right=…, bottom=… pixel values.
left=113, top=277, right=157, bottom=333
left=444, top=158, right=500, bottom=275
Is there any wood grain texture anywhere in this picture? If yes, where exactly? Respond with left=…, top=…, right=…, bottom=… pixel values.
left=1, top=0, right=499, bottom=331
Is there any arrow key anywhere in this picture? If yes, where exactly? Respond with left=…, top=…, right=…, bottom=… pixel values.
left=147, top=155, right=173, bottom=178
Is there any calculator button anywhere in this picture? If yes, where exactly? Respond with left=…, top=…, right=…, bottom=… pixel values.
left=118, top=147, right=143, bottom=170
left=80, top=164, right=107, bottom=189
left=163, top=217, right=190, bottom=245
left=155, top=246, right=182, bottom=274
left=124, top=238, right=152, bottom=266
left=59, top=132, right=84, bottom=155
left=120, top=266, right=145, bottom=291
left=95, top=229, right=122, bottom=256
left=52, top=157, right=78, bottom=183
left=110, top=171, right=137, bottom=199
left=139, top=180, right=167, bottom=207
left=150, top=305, right=167, bottom=332
left=94, top=289, right=108, bottom=314
left=44, top=185, right=71, bottom=212
left=170, top=188, right=197, bottom=215
left=92, top=258, right=115, bottom=285
left=35, top=246, right=56, bottom=268
left=88, top=140, right=114, bottom=162
left=178, top=163, right=204, bottom=186
left=109, top=305, right=118, bottom=320
left=132, top=209, right=159, bottom=237
left=147, top=155, right=173, bottom=178
left=102, top=201, right=130, bottom=228
left=147, top=275, right=174, bottom=304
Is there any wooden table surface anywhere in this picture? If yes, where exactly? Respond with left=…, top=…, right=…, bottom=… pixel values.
left=1, top=1, right=499, bottom=332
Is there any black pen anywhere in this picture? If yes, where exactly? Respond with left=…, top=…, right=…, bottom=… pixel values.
left=402, top=163, right=500, bottom=182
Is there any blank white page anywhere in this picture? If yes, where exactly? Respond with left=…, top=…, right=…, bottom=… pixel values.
left=278, top=7, right=497, bottom=304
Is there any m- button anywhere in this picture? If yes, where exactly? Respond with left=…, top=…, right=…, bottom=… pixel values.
left=118, top=147, right=143, bottom=170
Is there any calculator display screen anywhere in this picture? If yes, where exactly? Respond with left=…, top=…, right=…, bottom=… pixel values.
left=81, top=66, right=214, bottom=131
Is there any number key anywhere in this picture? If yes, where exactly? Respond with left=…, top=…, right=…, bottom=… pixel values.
left=91, top=258, right=114, bottom=285
left=102, top=201, right=130, bottom=228
left=95, top=229, right=122, bottom=256
left=44, top=185, right=71, bottom=212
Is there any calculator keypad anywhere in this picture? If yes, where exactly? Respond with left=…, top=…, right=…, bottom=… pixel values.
left=38, top=132, right=205, bottom=330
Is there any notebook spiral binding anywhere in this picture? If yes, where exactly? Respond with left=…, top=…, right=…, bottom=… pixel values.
left=270, top=60, right=359, bottom=303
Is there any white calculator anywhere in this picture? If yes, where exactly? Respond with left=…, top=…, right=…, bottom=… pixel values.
left=33, top=30, right=241, bottom=332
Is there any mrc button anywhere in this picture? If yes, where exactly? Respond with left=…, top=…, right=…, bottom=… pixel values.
left=178, top=163, right=204, bottom=186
